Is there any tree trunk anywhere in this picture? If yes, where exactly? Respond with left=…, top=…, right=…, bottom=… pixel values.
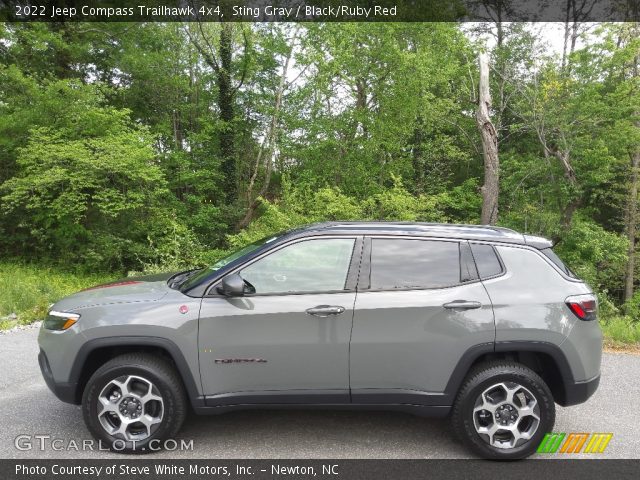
left=218, top=23, right=236, bottom=203
left=477, top=53, right=500, bottom=225
left=624, top=139, right=640, bottom=302
left=533, top=106, right=579, bottom=232
left=561, top=0, right=572, bottom=71
left=412, top=116, right=425, bottom=193
left=624, top=42, right=640, bottom=301
left=237, top=31, right=296, bottom=230
left=52, top=22, right=74, bottom=79
left=494, top=19, right=506, bottom=136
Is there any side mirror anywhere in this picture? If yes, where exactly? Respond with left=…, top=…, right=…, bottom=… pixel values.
left=217, top=274, right=247, bottom=297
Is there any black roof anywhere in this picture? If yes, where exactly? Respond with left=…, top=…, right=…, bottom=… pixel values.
left=292, top=221, right=552, bottom=248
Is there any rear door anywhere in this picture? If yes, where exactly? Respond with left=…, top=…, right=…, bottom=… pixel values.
left=350, top=237, right=495, bottom=405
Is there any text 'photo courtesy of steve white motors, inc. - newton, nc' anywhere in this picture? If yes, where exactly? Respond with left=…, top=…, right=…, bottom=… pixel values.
left=14, top=462, right=337, bottom=477
left=13, top=3, right=398, bottom=20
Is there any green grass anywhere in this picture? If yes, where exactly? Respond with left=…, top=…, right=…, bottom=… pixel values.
left=600, top=315, right=640, bottom=346
left=0, top=262, right=112, bottom=329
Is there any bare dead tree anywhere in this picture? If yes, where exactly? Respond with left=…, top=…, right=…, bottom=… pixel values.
left=623, top=25, right=640, bottom=302
left=625, top=144, right=640, bottom=302
left=477, top=52, right=500, bottom=225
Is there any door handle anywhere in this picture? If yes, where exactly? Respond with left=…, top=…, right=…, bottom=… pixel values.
left=442, top=300, right=482, bottom=310
left=306, top=305, right=346, bottom=317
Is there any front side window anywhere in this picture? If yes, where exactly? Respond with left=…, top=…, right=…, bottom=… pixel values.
left=179, top=233, right=281, bottom=291
left=370, top=239, right=461, bottom=289
left=239, top=238, right=356, bottom=294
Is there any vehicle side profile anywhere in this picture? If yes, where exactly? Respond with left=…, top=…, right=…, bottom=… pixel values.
left=38, top=222, right=602, bottom=459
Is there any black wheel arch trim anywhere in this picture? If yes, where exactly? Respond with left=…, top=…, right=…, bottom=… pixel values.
left=494, top=340, right=593, bottom=406
left=442, top=342, right=495, bottom=404
left=67, top=336, right=204, bottom=408
left=443, top=340, right=595, bottom=407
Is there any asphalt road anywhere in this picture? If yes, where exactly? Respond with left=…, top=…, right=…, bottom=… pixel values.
left=1, top=327, right=638, bottom=459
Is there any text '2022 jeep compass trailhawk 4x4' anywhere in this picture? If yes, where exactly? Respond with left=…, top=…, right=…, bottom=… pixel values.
left=38, top=222, right=602, bottom=459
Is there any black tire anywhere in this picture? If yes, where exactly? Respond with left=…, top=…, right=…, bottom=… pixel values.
left=451, top=361, right=555, bottom=460
left=82, top=353, right=188, bottom=454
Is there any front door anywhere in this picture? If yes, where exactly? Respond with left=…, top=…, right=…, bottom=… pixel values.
left=198, top=236, right=360, bottom=406
left=350, top=238, right=495, bottom=405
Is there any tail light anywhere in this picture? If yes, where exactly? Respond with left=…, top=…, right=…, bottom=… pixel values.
left=565, top=294, right=597, bottom=321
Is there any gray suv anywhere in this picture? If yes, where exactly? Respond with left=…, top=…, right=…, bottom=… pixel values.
left=38, top=222, right=602, bottom=459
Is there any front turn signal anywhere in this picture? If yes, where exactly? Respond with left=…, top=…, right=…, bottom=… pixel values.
left=44, top=311, right=80, bottom=331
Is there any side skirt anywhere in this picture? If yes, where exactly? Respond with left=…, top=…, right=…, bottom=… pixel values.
left=194, top=403, right=451, bottom=417
left=200, top=389, right=451, bottom=417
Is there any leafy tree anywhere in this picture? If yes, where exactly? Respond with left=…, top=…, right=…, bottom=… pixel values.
left=0, top=82, right=181, bottom=270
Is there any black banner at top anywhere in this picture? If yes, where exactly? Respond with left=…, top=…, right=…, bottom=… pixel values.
left=0, top=0, right=639, bottom=22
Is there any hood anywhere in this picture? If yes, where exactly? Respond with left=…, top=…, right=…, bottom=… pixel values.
left=51, top=272, right=177, bottom=312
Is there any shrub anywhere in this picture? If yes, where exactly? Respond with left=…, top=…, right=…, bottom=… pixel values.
left=623, top=291, right=640, bottom=322
left=553, top=218, right=628, bottom=294
left=0, top=98, right=181, bottom=271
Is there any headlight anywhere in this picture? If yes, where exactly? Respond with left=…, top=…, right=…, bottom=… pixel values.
left=44, top=311, right=80, bottom=331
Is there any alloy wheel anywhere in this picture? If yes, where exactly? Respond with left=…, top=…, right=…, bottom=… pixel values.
left=96, top=375, right=164, bottom=442
left=472, top=381, right=541, bottom=449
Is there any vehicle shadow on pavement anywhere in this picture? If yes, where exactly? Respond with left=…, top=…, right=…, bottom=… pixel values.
left=177, top=409, right=468, bottom=458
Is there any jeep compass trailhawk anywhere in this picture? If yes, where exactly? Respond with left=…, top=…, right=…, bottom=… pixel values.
left=38, top=222, right=602, bottom=459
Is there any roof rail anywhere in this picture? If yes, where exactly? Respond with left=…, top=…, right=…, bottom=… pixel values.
left=312, top=221, right=519, bottom=234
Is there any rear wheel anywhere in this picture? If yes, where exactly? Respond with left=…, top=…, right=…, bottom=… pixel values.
left=82, top=353, right=187, bottom=453
left=451, top=361, right=555, bottom=460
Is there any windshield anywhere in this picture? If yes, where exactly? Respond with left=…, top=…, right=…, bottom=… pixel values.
left=178, top=234, right=281, bottom=291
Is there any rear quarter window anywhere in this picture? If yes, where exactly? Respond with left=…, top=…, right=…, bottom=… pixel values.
left=540, top=247, right=576, bottom=278
left=470, top=243, right=504, bottom=278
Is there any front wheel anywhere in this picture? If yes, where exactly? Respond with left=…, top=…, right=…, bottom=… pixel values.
left=82, top=353, right=188, bottom=453
left=451, top=361, right=555, bottom=460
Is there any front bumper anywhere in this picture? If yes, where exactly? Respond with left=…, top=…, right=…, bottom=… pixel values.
left=38, top=349, right=78, bottom=404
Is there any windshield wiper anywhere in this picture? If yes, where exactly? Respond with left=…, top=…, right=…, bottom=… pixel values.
left=168, top=268, right=202, bottom=289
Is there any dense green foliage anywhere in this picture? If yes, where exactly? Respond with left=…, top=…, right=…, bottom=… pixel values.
left=1, top=22, right=639, bottom=341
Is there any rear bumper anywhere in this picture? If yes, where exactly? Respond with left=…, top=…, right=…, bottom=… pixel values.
left=38, top=349, right=78, bottom=404
left=561, top=374, right=600, bottom=407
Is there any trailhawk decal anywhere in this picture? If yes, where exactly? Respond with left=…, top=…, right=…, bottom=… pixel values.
left=201, top=349, right=267, bottom=364
left=213, top=358, right=268, bottom=364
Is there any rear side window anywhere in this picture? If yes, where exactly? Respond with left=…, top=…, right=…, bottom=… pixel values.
left=370, top=239, right=461, bottom=289
left=470, top=243, right=503, bottom=278
left=541, top=247, right=576, bottom=277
